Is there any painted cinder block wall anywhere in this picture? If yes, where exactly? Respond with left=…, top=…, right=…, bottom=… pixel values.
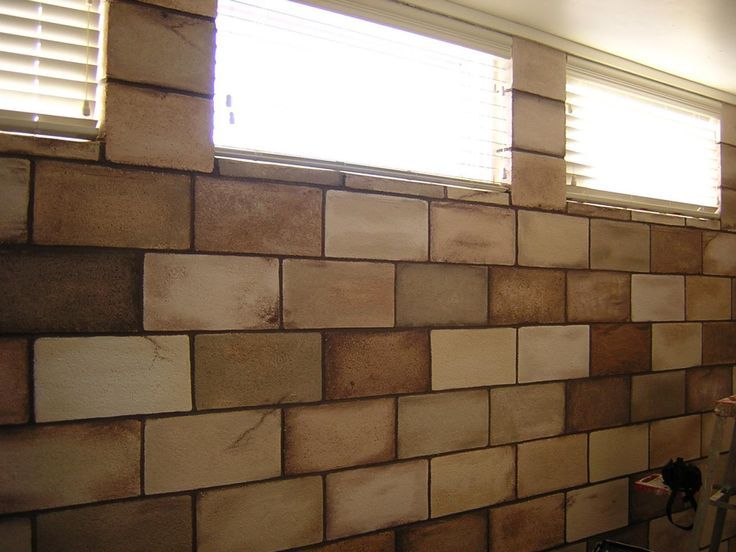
left=1, top=1, right=736, bottom=550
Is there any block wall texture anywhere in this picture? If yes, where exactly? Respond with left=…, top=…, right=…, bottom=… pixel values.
left=1, top=4, right=736, bottom=552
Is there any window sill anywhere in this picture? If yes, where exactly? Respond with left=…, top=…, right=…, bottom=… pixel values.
left=0, top=132, right=100, bottom=161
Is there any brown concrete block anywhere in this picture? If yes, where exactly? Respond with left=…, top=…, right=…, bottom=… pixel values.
left=649, top=415, right=701, bottom=467
left=566, top=479, right=628, bottom=542
left=285, top=399, right=395, bottom=473
left=687, top=366, right=732, bottom=413
left=631, top=274, right=685, bottom=322
left=567, top=271, right=630, bottom=322
left=518, top=325, right=589, bottom=382
left=345, top=174, right=444, bottom=198
left=325, top=330, right=429, bottom=399
left=703, top=322, right=736, bottom=365
left=312, top=532, right=395, bottom=552
left=195, top=332, right=322, bottom=409
left=0, top=339, right=28, bottom=425
left=396, top=263, right=487, bottom=326
left=512, top=91, right=565, bottom=156
left=488, top=266, right=565, bottom=325
left=0, top=158, right=29, bottom=243
left=0, top=420, right=140, bottom=514
left=490, top=382, right=565, bottom=445
left=0, top=250, right=140, bottom=333
left=37, top=496, right=191, bottom=552
left=430, top=202, right=515, bottom=264
left=703, top=232, right=736, bottom=276
left=589, top=424, right=648, bottom=482
left=103, top=83, right=213, bottom=171
left=518, top=210, right=589, bottom=268
left=283, top=259, right=394, bottom=328
left=567, top=376, right=630, bottom=432
left=511, top=151, right=566, bottom=210
left=590, top=219, right=650, bottom=272
left=218, top=158, right=341, bottom=186
left=0, top=518, right=30, bottom=552
left=518, top=434, right=587, bottom=497
left=651, top=226, right=702, bottom=273
left=686, top=276, right=732, bottom=320
left=591, top=324, right=651, bottom=376
left=632, top=371, right=685, bottom=421
left=34, top=161, right=190, bottom=249
left=398, top=511, right=486, bottom=552
left=490, top=493, right=565, bottom=551
left=652, top=322, right=702, bottom=370
left=106, top=1, right=214, bottom=94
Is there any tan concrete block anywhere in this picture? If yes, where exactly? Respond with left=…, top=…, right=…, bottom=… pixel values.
left=490, top=493, right=565, bottom=552
left=490, top=382, right=565, bottom=445
left=512, top=91, right=565, bottom=156
left=195, top=177, right=322, bottom=255
left=631, top=211, right=686, bottom=226
left=517, top=434, right=587, bottom=497
left=566, top=479, right=629, bottom=542
left=652, top=322, right=702, bottom=370
left=702, top=413, right=735, bottom=455
left=218, top=158, right=342, bottom=186
left=283, top=259, right=394, bottom=328
left=144, top=253, right=279, bottom=330
left=326, top=461, right=428, bottom=539
left=518, top=210, right=589, bottom=268
left=285, top=399, right=395, bottom=473
left=396, top=263, right=488, bottom=326
left=631, top=371, right=685, bottom=422
left=431, top=447, right=515, bottom=516
left=345, top=174, right=444, bottom=198
left=37, top=496, right=191, bottom=552
left=722, top=189, right=736, bottom=230
left=137, top=0, right=216, bottom=16
left=648, top=513, right=694, bottom=552
left=723, top=103, right=736, bottom=146
left=445, top=186, right=510, bottom=205
left=198, top=477, right=322, bottom=552
left=567, top=202, right=631, bottom=221
left=631, top=274, right=685, bottom=321
left=651, top=226, right=702, bottom=273
left=195, top=332, right=321, bottom=409
left=511, top=38, right=566, bottom=101
left=687, top=217, right=720, bottom=230
left=590, top=219, right=650, bottom=272
left=723, top=144, right=736, bottom=191
left=489, top=266, right=565, bottom=325
left=35, top=336, right=191, bottom=422
left=397, top=512, right=486, bottom=552
left=430, top=202, right=515, bottom=264
left=0, top=518, right=30, bottom=552
left=518, top=325, right=589, bottom=383
left=398, top=389, right=488, bottom=458
left=650, top=415, right=701, bottom=467
left=0, top=339, right=28, bottom=425
left=103, top=83, right=213, bottom=171
left=0, top=133, right=99, bottom=160
left=589, top=424, right=648, bottom=482
left=0, top=420, right=140, bottom=514
left=145, top=409, right=280, bottom=493
left=704, top=232, right=736, bottom=276
left=106, top=1, right=214, bottom=94
left=511, top=150, right=566, bottom=210
left=34, top=162, right=190, bottom=249
left=0, top=159, right=29, bottom=243
left=567, top=271, right=630, bottom=322
left=431, top=328, right=516, bottom=390
left=687, top=276, right=732, bottom=320
left=326, top=190, right=428, bottom=260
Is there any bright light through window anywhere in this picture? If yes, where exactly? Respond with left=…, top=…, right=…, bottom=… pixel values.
left=566, top=72, right=721, bottom=209
left=215, top=0, right=511, bottom=183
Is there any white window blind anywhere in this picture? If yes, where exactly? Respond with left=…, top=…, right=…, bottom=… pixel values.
left=215, top=0, right=511, bottom=184
left=566, top=65, right=721, bottom=214
left=0, top=0, right=102, bottom=139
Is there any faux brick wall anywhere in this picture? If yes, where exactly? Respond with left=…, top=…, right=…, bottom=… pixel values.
left=1, top=4, right=736, bottom=552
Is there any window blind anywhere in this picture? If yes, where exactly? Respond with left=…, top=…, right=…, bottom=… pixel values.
left=566, top=66, right=721, bottom=214
left=0, top=0, right=102, bottom=139
left=215, top=0, right=511, bottom=184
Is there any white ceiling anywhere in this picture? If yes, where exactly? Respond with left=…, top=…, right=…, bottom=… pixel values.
left=448, top=0, right=736, bottom=97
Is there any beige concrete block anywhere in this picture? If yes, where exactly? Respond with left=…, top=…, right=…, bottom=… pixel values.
left=589, top=424, right=649, bottom=482
left=723, top=143, right=736, bottom=190
left=631, top=211, right=686, bottom=226
left=512, top=91, right=566, bottom=156
left=431, top=328, right=516, bottom=390
left=723, top=103, right=736, bottom=146
left=0, top=518, right=30, bottom=552
left=144, top=253, right=279, bottom=331
left=145, top=409, right=280, bottom=493
left=518, top=434, right=587, bottom=497
left=490, top=382, right=565, bottom=444
left=518, top=211, right=589, bottom=268
left=0, top=159, right=29, bottom=243
left=650, top=415, right=701, bottom=468
left=430, top=202, right=515, bottom=265
left=631, top=274, right=685, bottom=322
left=702, top=413, right=735, bottom=455
left=398, top=389, right=488, bottom=458
left=34, top=161, right=191, bottom=249
left=283, top=259, right=394, bottom=328
left=285, top=399, right=395, bottom=473
left=431, top=447, right=515, bottom=516
left=106, top=1, right=214, bottom=94
left=703, top=232, right=736, bottom=276
left=510, top=151, right=566, bottom=210
left=326, top=461, right=428, bottom=538
left=687, top=276, right=732, bottom=320
left=0, top=133, right=99, bottom=160
left=35, top=336, right=191, bottom=422
left=652, top=322, right=702, bottom=370
left=648, top=513, right=694, bottom=552
left=218, top=158, right=342, bottom=186
left=566, top=479, right=629, bottom=541
left=632, top=371, right=685, bottom=422
left=512, top=38, right=566, bottom=101
left=567, top=202, right=631, bottom=220
left=345, top=174, right=444, bottom=198
left=195, top=332, right=322, bottom=409
left=518, top=325, right=589, bottom=383
left=445, top=186, right=510, bottom=205
left=326, top=190, right=428, bottom=260
left=138, top=0, right=216, bottom=16
left=687, top=217, right=720, bottom=230
left=0, top=421, right=140, bottom=514
left=590, top=219, right=650, bottom=272
left=198, top=477, right=322, bottom=552
left=722, top=189, right=736, bottom=230
left=103, top=83, right=213, bottom=171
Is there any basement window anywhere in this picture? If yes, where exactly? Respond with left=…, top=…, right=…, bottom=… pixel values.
left=214, top=0, right=511, bottom=185
left=566, top=60, right=721, bottom=217
left=0, top=0, right=102, bottom=139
